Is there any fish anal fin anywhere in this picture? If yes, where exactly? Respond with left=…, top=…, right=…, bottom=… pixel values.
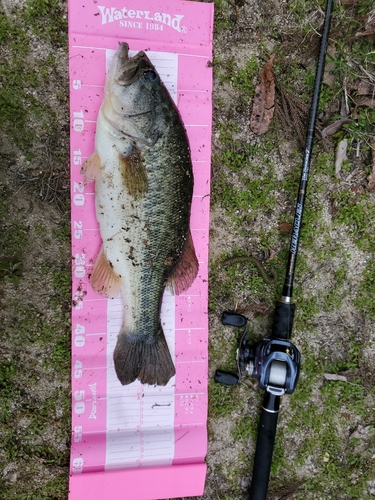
left=81, top=151, right=102, bottom=182
left=166, top=230, right=199, bottom=295
left=119, top=145, right=148, bottom=198
left=113, top=326, right=176, bottom=386
left=91, top=246, right=121, bottom=298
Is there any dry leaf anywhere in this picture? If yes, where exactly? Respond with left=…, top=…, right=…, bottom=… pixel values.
left=354, top=96, right=375, bottom=108
left=278, top=222, right=293, bottom=233
left=332, top=199, right=339, bottom=215
left=369, top=176, right=375, bottom=192
left=265, top=248, right=277, bottom=262
left=321, top=118, right=352, bottom=139
left=356, top=81, right=375, bottom=96
left=367, top=145, right=375, bottom=190
left=323, top=373, right=348, bottom=382
left=250, top=53, right=276, bottom=135
left=237, top=301, right=271, bottom=317
left=364, top=7, right=375, bottom=30
left=355, top=7, right=375, bottom=37
left=335, top=138, right=348, bottom=178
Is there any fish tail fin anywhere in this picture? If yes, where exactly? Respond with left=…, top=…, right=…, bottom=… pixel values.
left=113, top=325, right=176, bottom=386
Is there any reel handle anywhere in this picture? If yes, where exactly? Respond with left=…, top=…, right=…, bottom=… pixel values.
left=214, top=369, right=240, bottom=386
left=222, top=311, right=247, bottom=327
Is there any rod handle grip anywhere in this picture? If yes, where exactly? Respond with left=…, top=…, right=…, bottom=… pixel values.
left=249, top=395, right=279, bottom=500
left=271, top=301, right=295, bottom=340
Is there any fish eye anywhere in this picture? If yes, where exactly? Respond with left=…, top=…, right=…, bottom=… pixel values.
left=144, top=70, right=157, bottom=81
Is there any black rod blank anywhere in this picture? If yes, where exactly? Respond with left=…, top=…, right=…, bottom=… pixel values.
left=248, top=405, right=279, bottom=500
left=281, top=0, right=334, bottom=302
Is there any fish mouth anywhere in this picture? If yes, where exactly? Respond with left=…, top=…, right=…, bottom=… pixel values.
left=116, top=42, right=130, bottom=65
left=115, top=43, right=156, bottom=87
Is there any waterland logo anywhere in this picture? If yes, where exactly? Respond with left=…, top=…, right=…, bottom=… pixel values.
left=97, top=6, right=186, bottom=34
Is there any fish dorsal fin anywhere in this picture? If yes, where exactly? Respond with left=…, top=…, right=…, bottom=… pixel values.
left=119, top=145, right=148, bottom=198
left=91, top=246, right=121, bottom=298
left=81, top=151, right=102, bottom=182
left=166, top=230, right=199, bottom=295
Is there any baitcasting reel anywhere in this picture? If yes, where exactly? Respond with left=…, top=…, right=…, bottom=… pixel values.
left=215, top=312, right=301, bottom=396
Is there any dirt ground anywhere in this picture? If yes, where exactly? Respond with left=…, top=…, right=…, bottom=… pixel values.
left=1, top=0, right=375, bottom=499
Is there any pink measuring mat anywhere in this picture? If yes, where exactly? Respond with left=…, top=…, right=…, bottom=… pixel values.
left=68, top=1, right=214, bottom=499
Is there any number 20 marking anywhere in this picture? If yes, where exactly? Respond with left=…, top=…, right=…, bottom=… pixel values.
left=73, top=181, right=85, bottom=206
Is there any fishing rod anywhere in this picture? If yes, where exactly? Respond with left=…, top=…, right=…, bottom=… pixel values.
left=214, top=0, right=334, bottom=498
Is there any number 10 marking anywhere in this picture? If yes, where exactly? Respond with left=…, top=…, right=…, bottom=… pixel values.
left=73, top=110, right=84, bottom=132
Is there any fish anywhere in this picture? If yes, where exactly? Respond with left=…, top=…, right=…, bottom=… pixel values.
left=81, top=42, right=198, bottom=386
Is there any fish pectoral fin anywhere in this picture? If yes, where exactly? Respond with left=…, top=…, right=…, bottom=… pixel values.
left=119, top=144, right=148, bottom=198
left=113, top=326, right=176, bottom=386
left=81, top=151, right=102, bottom=182
left=91, top=246, right=121, bottom=298
left=166, top=230, right=199, bottom=295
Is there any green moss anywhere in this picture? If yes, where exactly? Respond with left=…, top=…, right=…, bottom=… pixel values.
left=281, top=334, right=373, bottom=495
left=0, top=360, right=19, bottom=401
left=50, top=268, right=71, bottom=306
left=209, top=252, right=279, bottom=318
left=209, top=381, right=247, bottom=419
left=291, top=349, right=324, bottom=405
left=213, top=0, right=233, bottom=31
left=215, top=56, right=259, bottom=100
left=314, top=151, right=335, bottom=175
left=212, top=142, right=279, bottom=234
left=0, top=305, right=70, bottom=495
left=0, top=5, right=67, bottom=173
left=333, top=191, right=375, bottom=253
left=355, top=260, right=375, bottom=321
left=231, top=409, right=260, bottom=443
left=41, top=475, right=69, bottom=500
left=22, top=0, right=67, bottom=48
left=0, top=188, right=29, bottom=286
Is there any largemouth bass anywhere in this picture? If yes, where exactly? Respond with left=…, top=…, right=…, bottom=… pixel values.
left=81, top=42, right=198, bottom=386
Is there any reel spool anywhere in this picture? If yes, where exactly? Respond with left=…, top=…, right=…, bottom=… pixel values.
left=215, top=312, right=301, bottom=396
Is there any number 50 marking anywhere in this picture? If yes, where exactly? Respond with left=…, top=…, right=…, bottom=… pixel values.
left=74, top=390, right=85, bottom=415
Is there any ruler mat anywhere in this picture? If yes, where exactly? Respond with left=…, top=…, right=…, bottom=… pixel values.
left=68, top=1, right=214, bottom=498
